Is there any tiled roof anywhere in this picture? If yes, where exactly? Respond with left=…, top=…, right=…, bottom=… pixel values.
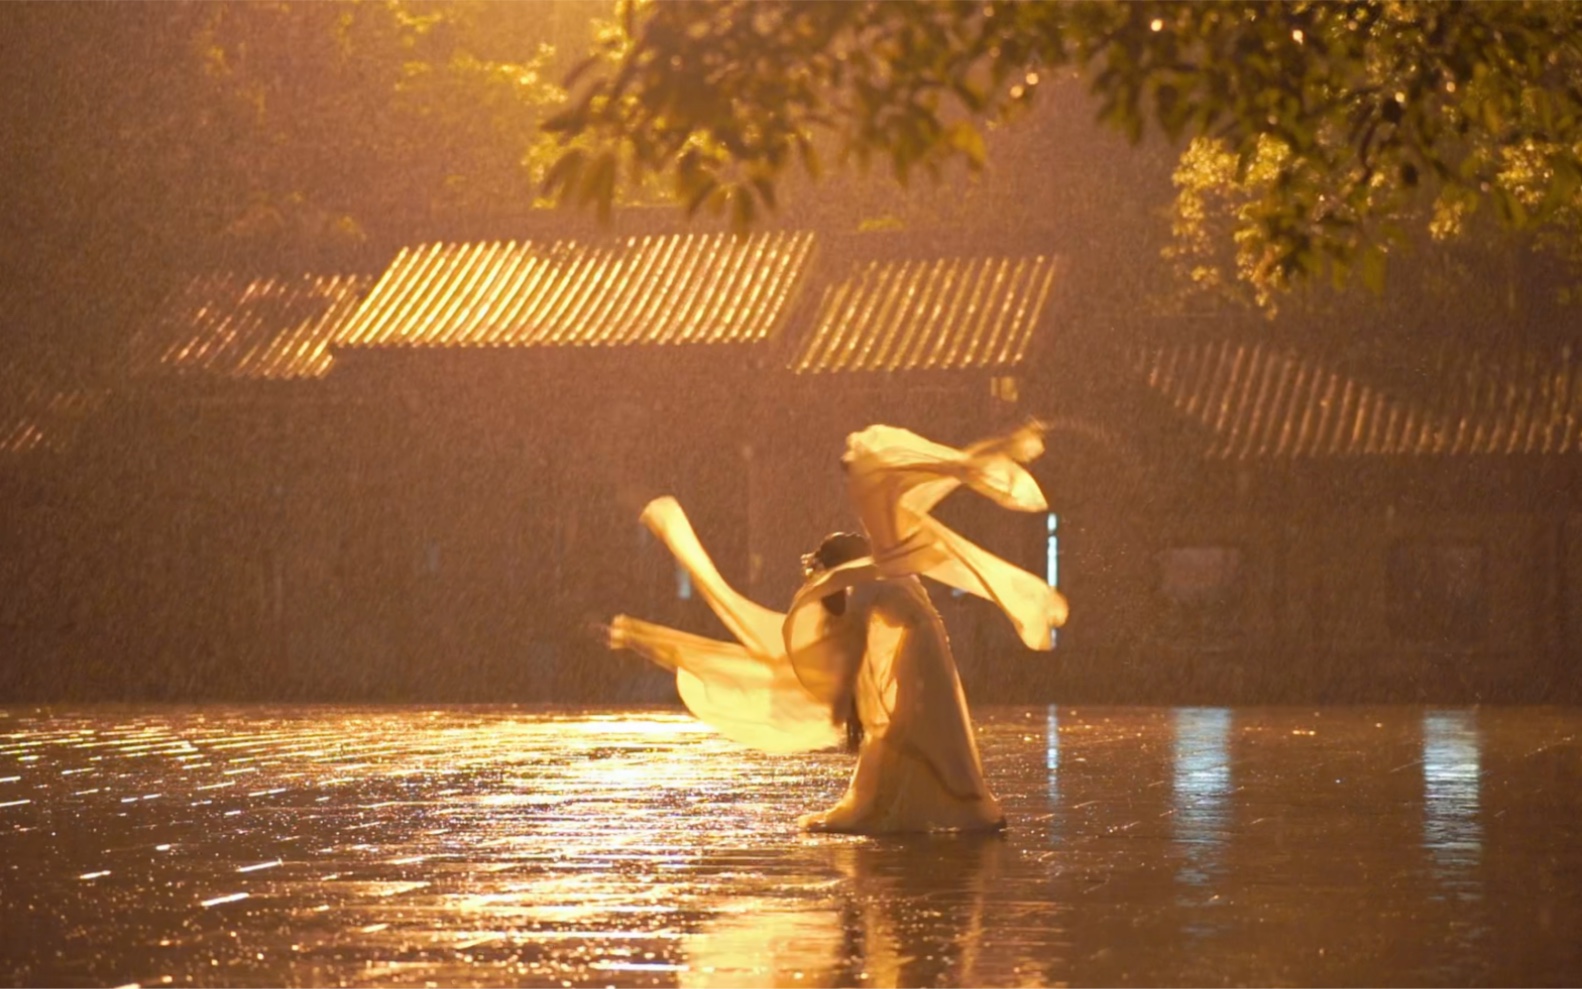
left=335, top=231, right=816, bottom=349
left=0, top=383, right=106, bottom=455
left=132, top=273, right=371, bottom=380
left=1137, top=340, right=1582, bottom=458
left=788, top=255, right=1058, bottom=373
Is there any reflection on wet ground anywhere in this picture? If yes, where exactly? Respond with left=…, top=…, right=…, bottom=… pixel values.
left=2, top=705, right=1580, bottom=987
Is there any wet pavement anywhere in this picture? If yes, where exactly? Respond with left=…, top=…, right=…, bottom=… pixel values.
left=1, top=705, right=1579, bottom=988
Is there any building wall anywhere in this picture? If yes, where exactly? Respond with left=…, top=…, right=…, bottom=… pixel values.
left=1564, top=516, right=1582, bottom=684
left=1059, top=497, right=1575, bottom=704
left=5, top=352, right=1581, bottom=705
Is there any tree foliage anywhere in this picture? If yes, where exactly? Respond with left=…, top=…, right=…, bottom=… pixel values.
left=5, top=2, right=587, bottom=261
left=193, top=1, right=583, bottom=250
left=546, top=0, right=1582, bottom=298
left=0, top=1, right=597, bottom=373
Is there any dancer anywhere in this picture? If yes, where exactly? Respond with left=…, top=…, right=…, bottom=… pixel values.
left=607, top=423, right=1067, bottom=833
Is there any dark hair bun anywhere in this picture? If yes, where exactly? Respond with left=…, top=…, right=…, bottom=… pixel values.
left=811, top=531, right=870, bottom=570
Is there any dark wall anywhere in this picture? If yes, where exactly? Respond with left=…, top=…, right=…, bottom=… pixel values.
left=3, top=339, right=1581, bottom=705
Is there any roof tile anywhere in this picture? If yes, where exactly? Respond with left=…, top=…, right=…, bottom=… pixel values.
left=0, top=384, right=106, bottom=455
left=335, top=232, right=816, bottom=349
left=1137, top=340, right=1582, bottom=457
left=789, top=254, right=1058, bottom=373
left=132, top=273, right=370, bottom=380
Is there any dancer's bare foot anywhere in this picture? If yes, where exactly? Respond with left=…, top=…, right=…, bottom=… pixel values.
left=797, top=811, right=829, bottom=832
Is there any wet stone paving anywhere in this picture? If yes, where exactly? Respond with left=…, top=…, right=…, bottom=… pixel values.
left=1, top=704, right=1580, bottom=988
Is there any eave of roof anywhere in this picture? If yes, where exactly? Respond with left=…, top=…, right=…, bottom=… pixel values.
left=0, top=384, right=106, bottom=455
left=132, top=273, right=371, bottom=381
left=1138, top=340, right=1582, bottom=458
left=335, top=231, right=816, bottom=350
left=788, top=254, right=1058, bottom=374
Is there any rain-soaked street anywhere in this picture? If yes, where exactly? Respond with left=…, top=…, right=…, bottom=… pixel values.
left=2, top=705, right=1579, bottom=988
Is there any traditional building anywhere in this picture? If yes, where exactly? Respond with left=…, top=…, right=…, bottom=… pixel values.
left=1108, top=334, right=1582, bottom=702
left=317, top=228, right=1065, bottom=700
left=0, top=374, right=108, bottom=697
left=4, top=217, right=1578, bottom=705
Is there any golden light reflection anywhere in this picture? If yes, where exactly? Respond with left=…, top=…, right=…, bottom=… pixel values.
left=681, top=898, right=843, bottom=988
left=1421, top=709, right=1482, bottom=899
left=1045, top=705, right=1060, bottom=804
left=1172, top=707, right=1231, bottom=904
left=835, top=836, right=1005, bottom=989
left=6, top=706, right=1573, bottom=987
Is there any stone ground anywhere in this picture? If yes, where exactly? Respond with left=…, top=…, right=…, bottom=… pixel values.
left=1, top=704, right=1580, bottom=988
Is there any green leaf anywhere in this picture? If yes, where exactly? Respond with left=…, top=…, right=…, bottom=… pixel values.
left=750, top=175, right=777, bottom=211
left=1491, top=185, right=1529, bottom=227
left=541, top=149, right=586, bottom=202
left=731, top=185, right=756, bottom=231
left=1548, top=154, right=1582, bottom=206
left=579, top=151, right=618, bottom=222
left=1155, top=82, right=1182, bottom=139
left=944, top=122, right=987, bottom=168
left=952, top=77, right=987, bottom=113
left=795, top=134, right=822, bottom=180
left=1360, top=246, right=1386, bottom=294
left=561, top=53, right=603, bottom=92
left=540, top=101, right=585, bottom=136
left=683, top=175, right=718, bottom=217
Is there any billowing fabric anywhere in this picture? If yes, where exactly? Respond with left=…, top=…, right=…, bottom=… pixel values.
left=796, top=575, right=1005, bottom=833
left=791, top=423, right=1068, bottom=653
left=609, top=497, right=847, bottom=754
left=607, top=422, right=1067, bottom=831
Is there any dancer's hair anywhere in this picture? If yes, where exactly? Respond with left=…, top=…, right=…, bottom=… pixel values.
left=801, top=531, right=872, bottom=753
left=800, top=531, right=870, bottom=579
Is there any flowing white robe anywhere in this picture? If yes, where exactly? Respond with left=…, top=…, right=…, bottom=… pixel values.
left=607, top=423, right=1068, bottom=831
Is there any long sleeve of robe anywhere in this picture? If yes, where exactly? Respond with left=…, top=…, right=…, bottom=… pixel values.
left=609, top=497, right=848, bottom=754
left=608, top=423, right=1069, bottom=776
